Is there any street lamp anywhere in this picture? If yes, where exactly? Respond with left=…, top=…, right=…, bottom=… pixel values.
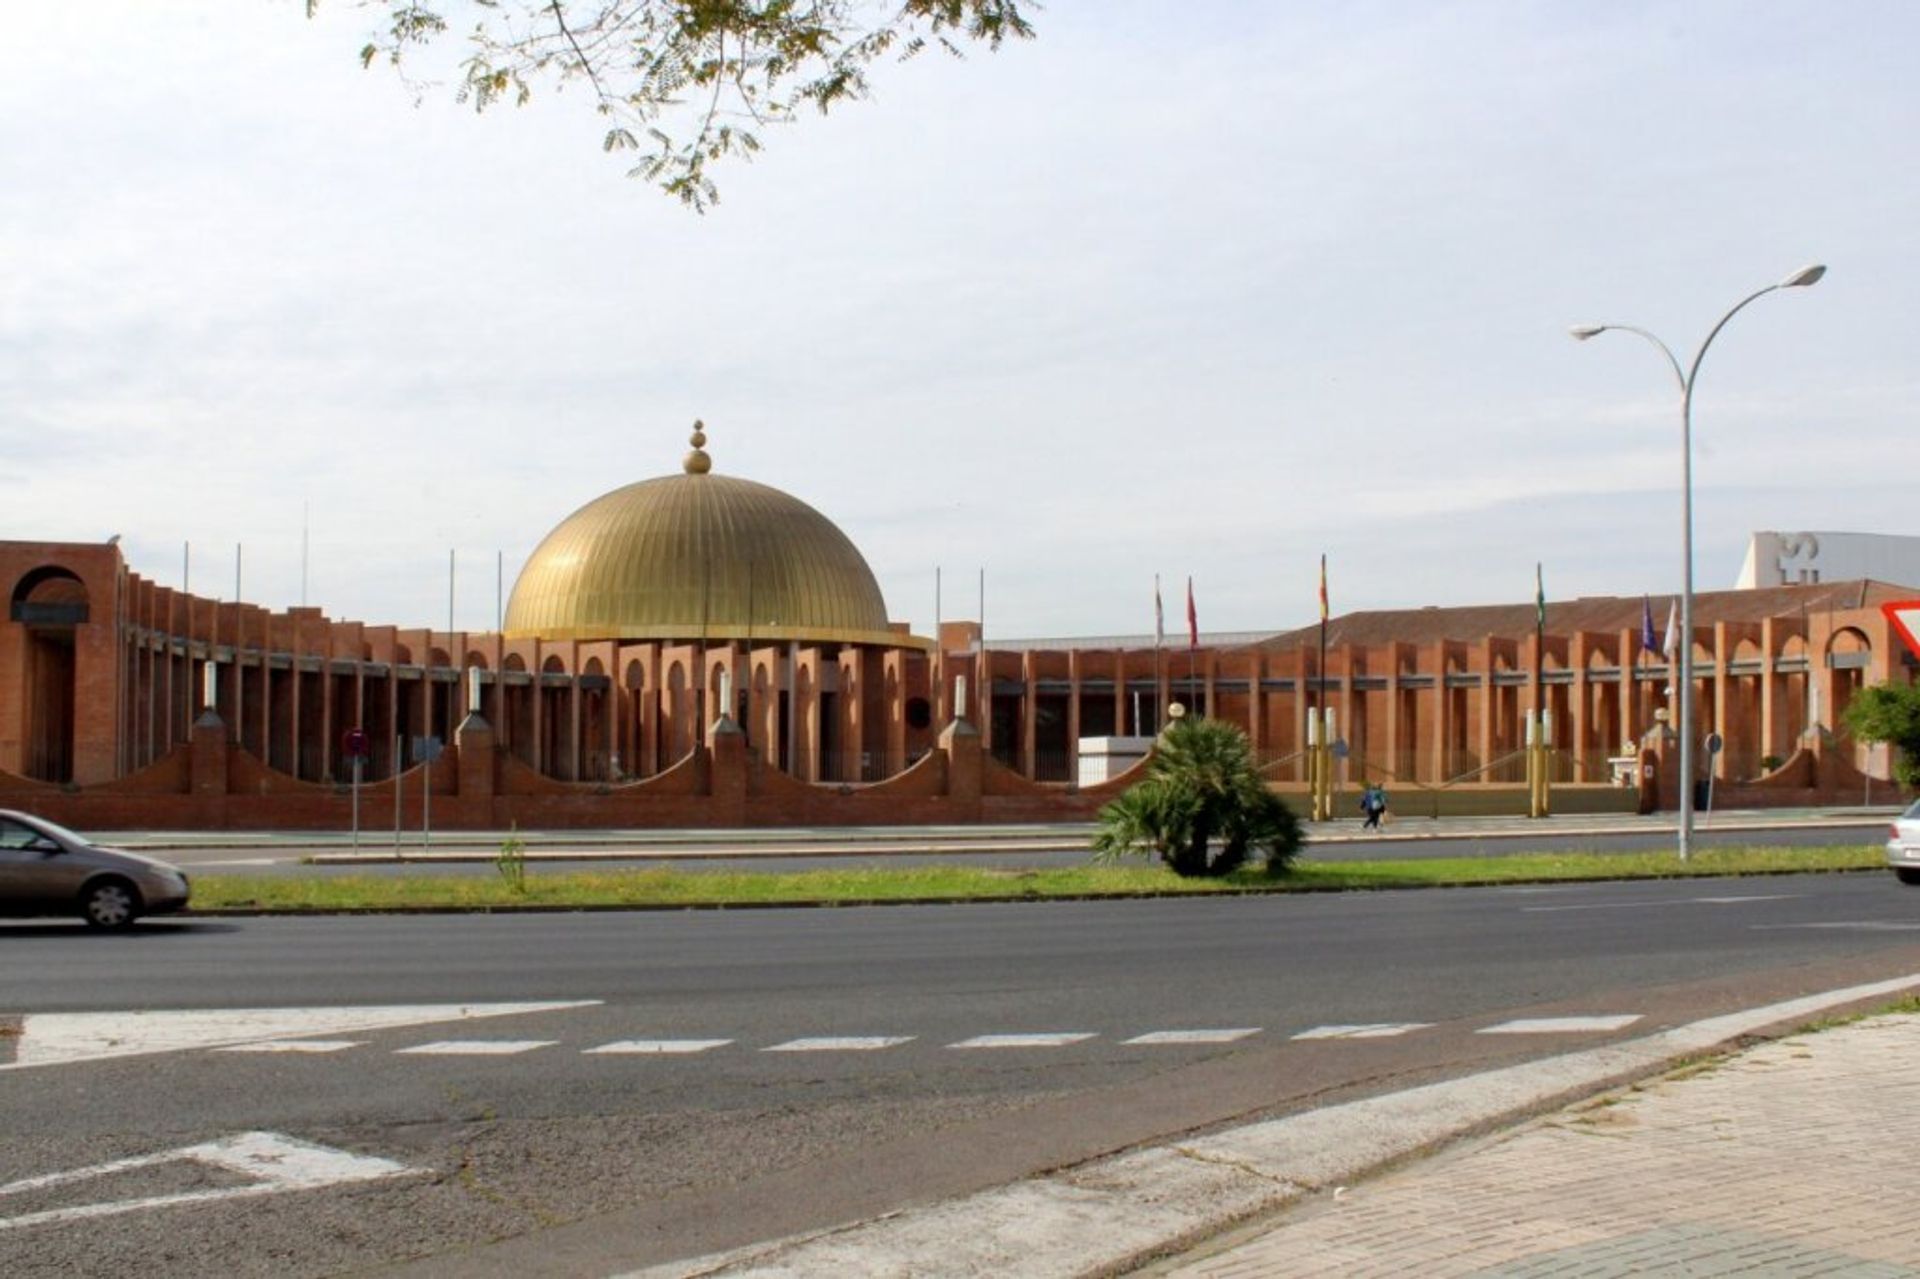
left=1571, top=264, right=1825, bottom=862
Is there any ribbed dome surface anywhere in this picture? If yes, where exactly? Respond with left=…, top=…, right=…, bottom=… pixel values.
left=504, top=469, right=901, bottom=646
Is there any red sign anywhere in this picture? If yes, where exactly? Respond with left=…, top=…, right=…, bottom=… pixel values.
left=342, top=727, right=371, bottom=759
left=1883, top=600, right=1920, bottom=661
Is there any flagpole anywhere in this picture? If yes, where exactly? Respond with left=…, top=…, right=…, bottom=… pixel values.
left=1153, top=574, right=1164, bottom=734
left=1317, top=553, right=1328, bottom=723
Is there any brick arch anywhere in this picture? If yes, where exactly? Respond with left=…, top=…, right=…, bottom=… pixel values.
left=10, top=565, right=89, bottom=624
left=9, top=564, right=88, bottom=782
left=1827, top=626, right=1872, bottom=657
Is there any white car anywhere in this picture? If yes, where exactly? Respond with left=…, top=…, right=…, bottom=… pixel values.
left=1889, top=799, right=1920, bottom=886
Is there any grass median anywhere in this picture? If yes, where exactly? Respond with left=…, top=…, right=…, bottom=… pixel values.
left=187, top=843, right=1889, bottom=914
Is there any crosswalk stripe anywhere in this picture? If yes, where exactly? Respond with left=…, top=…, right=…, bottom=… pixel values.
left=213, top=1041, right=365, bottom=1054
left=584, top=1040, right=733, bottom=1055
left=950, top=1033, right=1096, bottom=1049
left=1122, top=1029, right=1261, bottom=1045
left=394, top=1040, right=558, bottom=1055
left=1292, top=1023, right=1431, bottom=1040
left=763, top=1037, right=914, bottom=1052
left=1478, top=1015, right=1642, bottom=1035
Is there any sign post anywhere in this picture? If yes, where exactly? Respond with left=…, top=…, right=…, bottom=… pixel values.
left=342, top=728, right=371, bottom=853
left=413, top=736, right=444, bottom=850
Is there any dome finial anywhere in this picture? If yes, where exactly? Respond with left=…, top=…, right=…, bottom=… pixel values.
left=684, top=419, right=712, bottom=475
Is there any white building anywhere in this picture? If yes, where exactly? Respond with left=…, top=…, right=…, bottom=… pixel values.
left=1736, top=531, right=1920, bottom=591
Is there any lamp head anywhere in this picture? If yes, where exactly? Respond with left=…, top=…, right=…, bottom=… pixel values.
left=1569, top=324, right=1607, bottom=341
left=1781, top=263, right=1826, bottom=288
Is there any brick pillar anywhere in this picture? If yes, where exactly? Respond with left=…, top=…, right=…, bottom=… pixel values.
left=708, top=713, right=747, bottom=824
left=1066, top=649, right=1083, bottom=784
left=939, top=715, right=982, bottom=820
left=455, top=710, right=495, bottom=804
left=1019, top=650, right=1037, bottom=778
left=190, top=709, right=228, bottom=798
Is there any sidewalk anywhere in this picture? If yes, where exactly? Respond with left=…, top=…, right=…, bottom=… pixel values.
left=1160, top=1012, right=1920, bottom=1279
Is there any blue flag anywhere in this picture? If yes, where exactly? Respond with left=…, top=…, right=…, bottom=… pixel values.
left=1640, top=595, right=1657, bottom=650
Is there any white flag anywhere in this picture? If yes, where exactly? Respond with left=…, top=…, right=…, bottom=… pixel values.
left=1661, top=599, right=1679, bottom=662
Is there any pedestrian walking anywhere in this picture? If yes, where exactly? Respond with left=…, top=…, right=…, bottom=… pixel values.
left=1360, top=783, right=1388, bottom=830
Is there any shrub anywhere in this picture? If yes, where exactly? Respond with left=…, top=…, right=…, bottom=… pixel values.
left=1092, top=717, right=1302, bottom=877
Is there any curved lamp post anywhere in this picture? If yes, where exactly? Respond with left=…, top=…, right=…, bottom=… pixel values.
left=1571, top=264, right=1825, bottom=862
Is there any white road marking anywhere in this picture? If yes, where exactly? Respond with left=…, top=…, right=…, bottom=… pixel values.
left=395, top=1040, right=556, bottom=1056
left=1122, top=1029, right=1261, bottom=1045
left=1479, top=1015, right=1643, bottom=1035
left=1292, top=1023, right=1432, bottom=1040
left=1524, top=894, right=1797, bottom=913
left=1758, top=921, right=1920, bottom=932
left=585, top=1039, right=733, bottom=1055
left=949, top=1033, right=1097, bottom=1049
left=189, top=858, right=283, bottom=867
left=213, top=1040, right=364, bottom=1054
left=1, top=1001, right=601, bottom=1071
left=764, top=1037, right=915, bottom=1052
left=0, top=1131, right=416, bottom=1232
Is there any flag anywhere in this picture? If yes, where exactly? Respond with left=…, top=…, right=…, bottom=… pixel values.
left=1661, top=599, right=1679, bottom=662
left=1185, top=576, right=1198, bottom=648
left=1318, top=553, right=1329, bottom=623
left=1534, top=563, right=1545, bottom=631
left=1640, top=595, right=1657, bottom=650
left=1153, top=575, right=1164, bottom=649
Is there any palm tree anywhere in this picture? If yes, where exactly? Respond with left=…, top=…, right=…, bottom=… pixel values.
left=1092, top=717, right=1301, bottom=877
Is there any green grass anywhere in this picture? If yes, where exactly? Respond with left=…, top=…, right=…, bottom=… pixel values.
left=185, top=843, right=1888, bottom=914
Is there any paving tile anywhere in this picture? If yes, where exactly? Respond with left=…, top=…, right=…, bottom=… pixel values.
left=1162, top=1014, right=1920, bottom=1279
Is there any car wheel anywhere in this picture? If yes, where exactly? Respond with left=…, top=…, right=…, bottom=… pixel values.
left=1897, top=869, right=1920, bottom=887
left=81, top=879, right=141, bottom=929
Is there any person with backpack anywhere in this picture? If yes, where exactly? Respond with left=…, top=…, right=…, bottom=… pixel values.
left=1360, top=783, right=1388, bottom=830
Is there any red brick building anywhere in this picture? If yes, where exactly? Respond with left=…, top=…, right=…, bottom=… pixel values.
left=3, top=431, right=1913, bottom=829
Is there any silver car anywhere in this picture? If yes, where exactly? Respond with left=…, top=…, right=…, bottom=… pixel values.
left=1889, top=799, right=1920, bottom=886
left=0, top=810, right=191, bottom=928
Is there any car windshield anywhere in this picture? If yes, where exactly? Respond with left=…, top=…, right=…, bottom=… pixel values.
left=1906, top=799, right=1920, bottom=819
left=14, top=813, right=88, bottom=846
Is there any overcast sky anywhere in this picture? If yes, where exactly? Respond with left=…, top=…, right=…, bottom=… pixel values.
left=3, top=2, right=1913, bottom=640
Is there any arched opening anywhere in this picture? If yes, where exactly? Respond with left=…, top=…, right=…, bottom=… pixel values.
left=623, top=659, right=646, bottom=777
left=582, top=657, right=609, bottom=781
left=10, top=567, right=88, bottom=782
left=1828, top=627, right=1875, bottom=771
left=503, top=653, right=533, bottom=767
left=666, top=662, right=689, bottom=760
left=540, top=654, right=571, bottom=778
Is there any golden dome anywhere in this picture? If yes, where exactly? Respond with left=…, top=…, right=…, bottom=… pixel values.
left=504, top=431, right=908, bottom=647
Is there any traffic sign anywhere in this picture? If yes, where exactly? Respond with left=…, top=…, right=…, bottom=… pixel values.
left=1704, top=731, right=1724, bottom=756
left=1885, top=600, right=1920, bottom=661
left=342, top=727, right=371, bottom=759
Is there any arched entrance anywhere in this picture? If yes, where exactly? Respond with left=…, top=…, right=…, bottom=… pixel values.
left=10, top=567, right=88, bottom=782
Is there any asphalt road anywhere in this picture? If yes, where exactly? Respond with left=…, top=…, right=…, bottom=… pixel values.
left=4, top=874, right=1919, bottom=1277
